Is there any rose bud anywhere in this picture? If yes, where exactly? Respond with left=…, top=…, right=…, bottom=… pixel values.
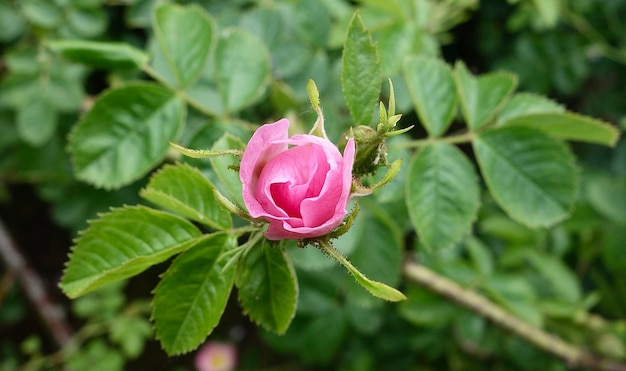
left=239, top=119, right=355, bottom=240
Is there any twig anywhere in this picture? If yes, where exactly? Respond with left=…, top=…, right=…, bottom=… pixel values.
left=0, top=218, right=73, bottom=348
left=403, top=261, right=626, bottom=371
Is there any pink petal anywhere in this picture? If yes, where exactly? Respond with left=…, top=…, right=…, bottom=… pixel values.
left=240, top=119, right=290, bottom=218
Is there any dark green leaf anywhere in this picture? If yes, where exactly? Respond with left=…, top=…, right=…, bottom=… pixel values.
left=341, top=11, right=381, bottom=126
left=524, top=250, right=581, bottom=303
left=153, top=234, right=236, bottom=355
left=140, top=163, right=232, bottom=230
left=236, top=240, right=298, bottom=334
left=60, top=206, right=202, bottom=298
left=501, top=112, right=619, bottom=147
left=403, top=57, right=456, bottom=137
left=69, top=84, right=185, bottom=189
left=454, top=61, right=517, bottom=131
left=474, top=126, right=578, bottom=227
left=586, top=175, right=626, bottom=223
left=153, top=3, right=215, bottom=88
left=406, top=143, right=480, bottom=250
left=48, top=40, right=149, bottom=69
left=399, top=287, right=459, bottom=327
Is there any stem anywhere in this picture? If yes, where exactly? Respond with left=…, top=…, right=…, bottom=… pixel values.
left=0, top=218, right=73, bottom=348
left=403, top=261, right=626, bottom=371
left=401, top=131, right=476, bottom=149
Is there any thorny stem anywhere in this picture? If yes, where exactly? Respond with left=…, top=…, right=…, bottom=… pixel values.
left=0, top=218, right=73, bottom=348
left=403, top=261, right=626, bottom=371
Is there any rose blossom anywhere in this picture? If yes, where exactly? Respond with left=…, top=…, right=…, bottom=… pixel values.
left=240, top=119, right=355, bottom=240
left=194, top=342, right=237, bottom=371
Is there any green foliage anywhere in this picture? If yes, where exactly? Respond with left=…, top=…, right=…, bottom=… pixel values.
left=406, top=143, right=480, bottom=250
left=3, top=0, right=626, bottom=369
left=403, top=57, right=456, bottom=137
left=69, top=84, right=185, bottom=189
left=153, top=234, right=237, bottom=355
left=140, top=163, right=232, bottom=230
left=473, top=126, right=578, bottom=227
left=60, top=206, right=202, bottom=298
left=342, top=12, right=382, bottom=126
left=235, top=240, right=298, bottom=334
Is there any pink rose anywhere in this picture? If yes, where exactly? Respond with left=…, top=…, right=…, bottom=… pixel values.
left=194, top=341, right=237, bottom=371
left=240, top=119, right=355, bottom=240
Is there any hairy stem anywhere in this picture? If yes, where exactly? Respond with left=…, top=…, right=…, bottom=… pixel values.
left=403, top=261, right=626, bottom=371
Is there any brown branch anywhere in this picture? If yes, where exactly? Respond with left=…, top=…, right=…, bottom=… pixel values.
left=0, top=218, right=73, bottom=348
left=403, top=261, right=626, bottom=371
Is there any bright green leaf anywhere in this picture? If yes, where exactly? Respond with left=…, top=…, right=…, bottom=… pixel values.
left=465, top=237, right=494, bottom=276
left=140, top=163, right=232, bottom=230
left=48, top=40, right=149, bottom=69
left=496, top=93, right=564, bottom=125
left=454, top=61, right=517, bottom=131
left=60, top=206, right=202, bottom=298
left=153, top=233, right=236, bottom=355
left=236, top=240, right=298, bottom=334
left=474, top=126, right=578, bottom=227
left=406, top=143, right=480, bottom=250
left=341, top=11, right=381, bottom=126
left=214, top=29, right=270, bottom=114
left=209, top=133, right=246, bottom=208
left=403, top=57, right=456, bottom=137
left=501, top=112, right=619, bottom=147
left=153, top=3, right=215, bottom=88
left=69, top=84, right=185, bottom=189
left=16, top=99, right=57, bottom=146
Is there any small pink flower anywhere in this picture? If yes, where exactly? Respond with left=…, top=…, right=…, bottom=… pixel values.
left=240, top=119, right=355, bottom=240
left=194, top=342, right=237, bottom=371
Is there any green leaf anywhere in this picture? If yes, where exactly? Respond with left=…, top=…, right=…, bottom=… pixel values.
left=214, top=29, right=270, bottom=114
left=209, top=133, right=246, bottom=208
left=341, top=11, right=381, bottom=126
left=524, top=250, right=581, bottom=303
left=500, top=112, right=619, bottom=147
left=403, top=57, right=456, bottom=137
left=236, top=240, right=298, bottom=334
left=399, top=287, right=459, bottom=327
left=60, top=206, right=202, bottom=298
left=140, top=163, right=232, bottom=230
left=465, top=237, right=494, bottom=276
left=22, top=0, right=62, bottom=29
left=153, top=3, right=215, bottom=88
left=48, top=40, right=149, bottom=69
left=473, top=126, right=578, bottom=227
left=496, top=93, right=564, bottom=125
left=64, top=8, right=107, bottom=38
left=16, top=99, right=57, bottom=146
left=484, top=274, right=542, bottom=327
left=406, top=143, right=480, bottom=250
left=153, top=233, right=236, bottom=355
left=0, top=0, right=26, bottom=42
left=454, top=61, right=517, bottom=131
left=69, top=84, right=185, bottom=189
left=586, top=175, right=626, bottom=223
